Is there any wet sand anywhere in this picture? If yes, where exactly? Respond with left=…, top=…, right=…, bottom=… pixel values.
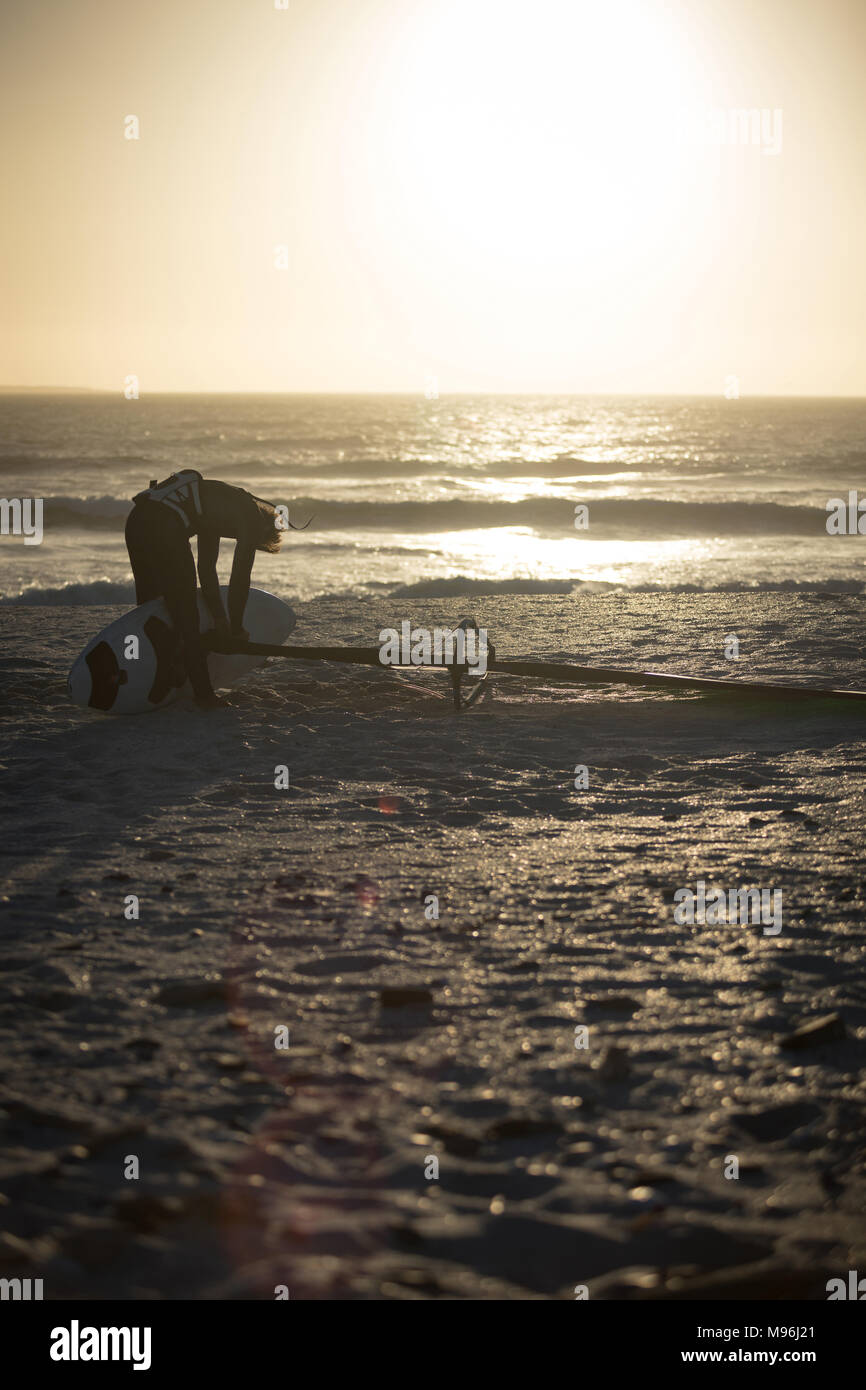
left=1, top=592, right=865, bottom=1299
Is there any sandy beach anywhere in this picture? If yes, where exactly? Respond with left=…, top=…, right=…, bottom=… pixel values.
left=2, top=590, right=864, bottom=1300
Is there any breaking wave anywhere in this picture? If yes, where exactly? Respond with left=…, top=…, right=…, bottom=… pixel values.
left=39, top=493, right=827, bottom=536
left=390, top=575, right=865, bottom=599
left=3, top=574, right=862, bottom=607
left=0, top=579, right=136, bottom=606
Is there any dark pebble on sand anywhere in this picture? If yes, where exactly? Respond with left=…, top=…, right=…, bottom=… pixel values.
left=124, top=1034, right=160, bottom=1053
left=596, top=1045, right=631, bottom=1081
left=113, top=1193, right=185, bottom=1232
left=586, top=995, right=642, bottom=1015
left=731, top=1101, right=821, bottom=1142
left=26, top=988, right=79, bottom=1012
left=156, top=976, right=230, bottom=1007
left=756, top=973, right=783, bottom=992
left=380, top=986, right=433, bottom=1008
left=779, top=1012, right=846, bottom=1050
left=423, top=1123, right=481, bottom=1158
left=484, top=1114, right=562, bottom=1141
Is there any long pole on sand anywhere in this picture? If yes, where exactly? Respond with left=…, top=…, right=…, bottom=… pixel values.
left=205, top=635, right=866, bottom=708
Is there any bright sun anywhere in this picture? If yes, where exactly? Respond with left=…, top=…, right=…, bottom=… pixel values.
left=354, top=0, right=699, bottom=280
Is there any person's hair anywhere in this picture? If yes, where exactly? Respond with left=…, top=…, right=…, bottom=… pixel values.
left=253, top=497, right=284, bottom=554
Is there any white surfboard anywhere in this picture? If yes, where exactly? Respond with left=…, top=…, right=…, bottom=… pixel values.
left=67, top=586, right=296, bottom=714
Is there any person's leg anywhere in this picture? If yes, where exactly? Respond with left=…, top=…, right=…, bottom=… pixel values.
left=127, top=505, right=224, bottom=707
left=162, top=541, right=221, bottom=705
left=125, top=507, right=162, bottom=604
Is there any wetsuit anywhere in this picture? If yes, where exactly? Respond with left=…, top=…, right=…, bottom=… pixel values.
left=124, top=472, right=259, bottom=703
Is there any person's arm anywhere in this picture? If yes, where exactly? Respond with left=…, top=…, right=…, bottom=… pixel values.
left=228, top=537, right=256, bottom=635
left=196, top=530, right=226, bottom=629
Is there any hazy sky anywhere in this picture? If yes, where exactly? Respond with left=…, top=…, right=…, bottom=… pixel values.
left=1, top=0, right=864, bottom=394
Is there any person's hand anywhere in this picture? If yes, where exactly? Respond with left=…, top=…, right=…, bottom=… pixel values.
left=205, top=610, right=229, bottom=638
left=202, top=614, right=230, bottom=652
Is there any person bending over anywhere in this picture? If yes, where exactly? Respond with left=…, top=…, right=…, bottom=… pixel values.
left=125, top=470, right=283, bottom=708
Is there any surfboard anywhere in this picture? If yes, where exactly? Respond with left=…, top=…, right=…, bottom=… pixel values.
left=67, top=586, right=296, bottom=714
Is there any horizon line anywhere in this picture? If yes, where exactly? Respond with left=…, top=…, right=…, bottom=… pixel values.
left=1, top=387, right=865, bottom=401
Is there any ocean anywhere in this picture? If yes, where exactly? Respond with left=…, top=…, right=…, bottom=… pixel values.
left=1, top=393, right=864, bottom=605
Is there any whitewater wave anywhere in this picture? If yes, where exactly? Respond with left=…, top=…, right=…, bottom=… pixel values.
left=282, top=496, right=827, bottom=536
left=390, top=575, right=865, bottom=599
left=0, top=453, right=156, bottom=474
left=392, top=578, right=575, bottom=597
left=3, top=573, right=862, bottom=607
left=41, top=496, right=133, bottom=528
left=251, top=455, right=629, bottom=480
left=38, top=493, right=827, bottom=536
left=0, top=579, right=136, bottom=606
